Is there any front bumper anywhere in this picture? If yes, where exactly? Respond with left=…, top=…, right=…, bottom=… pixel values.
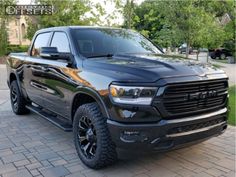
left=107, top=108, right=227, bottom=151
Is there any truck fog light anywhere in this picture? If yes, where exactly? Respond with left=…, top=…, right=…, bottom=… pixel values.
left=120, top=131, right=148, bottom=143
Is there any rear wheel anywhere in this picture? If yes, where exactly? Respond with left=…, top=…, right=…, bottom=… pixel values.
left=220, top=53, right=226, bottom=60
left=73, top=102, right=117, bottom=169
left=10, top=80, right=29, bottom=115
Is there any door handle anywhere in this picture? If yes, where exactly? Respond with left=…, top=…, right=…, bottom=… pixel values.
left=31, top=65, right=48, bottom=72
left=30, top=81, right=46, bottom=90
left=30, top=81, right=55, bottom=94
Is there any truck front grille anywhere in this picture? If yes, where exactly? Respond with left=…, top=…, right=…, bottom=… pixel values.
left=154, top=80, right=228, bottom=118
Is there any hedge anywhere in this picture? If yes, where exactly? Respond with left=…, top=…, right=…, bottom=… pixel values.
left=6, top=45, right=29, bottom=55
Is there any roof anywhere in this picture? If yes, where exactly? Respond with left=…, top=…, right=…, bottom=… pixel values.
left=36, top=26, right=124, bottom=34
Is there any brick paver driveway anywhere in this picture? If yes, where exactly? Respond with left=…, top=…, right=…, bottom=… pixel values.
left=0, top=65, right=235, bottom=177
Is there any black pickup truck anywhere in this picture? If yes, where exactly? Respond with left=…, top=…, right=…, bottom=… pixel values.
left=6, top=26, right=228, bottom=169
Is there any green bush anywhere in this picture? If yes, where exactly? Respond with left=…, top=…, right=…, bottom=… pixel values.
left=228, top=85, right=236, bottom=126
left=6, top=45, right=29, bottom=55
left=0, top=25, right=8, bottom=57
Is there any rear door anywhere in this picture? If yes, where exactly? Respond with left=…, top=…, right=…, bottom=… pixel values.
left=23, top=32, right=52, bottom=106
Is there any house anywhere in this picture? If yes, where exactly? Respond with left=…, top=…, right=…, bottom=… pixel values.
left=6, top=15, right=31, bottom=46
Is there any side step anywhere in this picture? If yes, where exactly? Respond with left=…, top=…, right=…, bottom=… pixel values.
left=26, top=105, right=72, bottom=132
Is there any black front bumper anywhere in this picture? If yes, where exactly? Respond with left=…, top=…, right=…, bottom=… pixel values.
left=107, top=108, right=227, bottom=151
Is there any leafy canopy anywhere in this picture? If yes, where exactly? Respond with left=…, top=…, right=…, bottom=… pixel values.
left=27, top=0, right=105, bottom=39
left=0, top=0, right=16, bottom=56
left=129, top=0, right=234, bottom=58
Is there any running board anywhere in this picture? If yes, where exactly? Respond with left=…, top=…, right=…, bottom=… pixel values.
left=26, top=105, right=72, bottom=132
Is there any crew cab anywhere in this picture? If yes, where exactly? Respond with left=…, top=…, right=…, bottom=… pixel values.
left=6, top=26, right=228, bottom=169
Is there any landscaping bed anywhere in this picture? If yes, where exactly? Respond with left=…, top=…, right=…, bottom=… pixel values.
left=0, top=56, right=8, bottom=64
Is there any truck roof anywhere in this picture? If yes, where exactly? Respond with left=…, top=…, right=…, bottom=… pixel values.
left=36, top=26, right=123, bottom=34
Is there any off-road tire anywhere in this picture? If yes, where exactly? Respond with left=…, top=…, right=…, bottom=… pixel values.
left=10, top=80, right=30, bottom=115
left=210, top=52, right=216, bottom=59
left=73, top=102, right=117, bottom=169
left=220, top=53, right=226, bottom=60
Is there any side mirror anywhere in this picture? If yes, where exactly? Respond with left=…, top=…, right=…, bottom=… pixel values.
left=40, top=47, right=71, bottom=61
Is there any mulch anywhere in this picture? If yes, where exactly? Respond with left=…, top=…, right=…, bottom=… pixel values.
left=0, top=56, right=8, bottom=64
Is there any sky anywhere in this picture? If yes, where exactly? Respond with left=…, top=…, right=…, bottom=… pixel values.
left=17, top=0, right=32, bottom=4
left=17, top=0, right=144, bottom=25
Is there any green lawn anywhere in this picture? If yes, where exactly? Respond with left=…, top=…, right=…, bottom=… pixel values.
left=212, top=63, right=223, bottom=68
left=211, top=59, right=228, bottom=63
left=228, top=85, right=236, bottom=125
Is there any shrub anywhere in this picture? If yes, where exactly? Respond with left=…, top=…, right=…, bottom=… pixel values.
left=6, top=45, right=29, bottom=55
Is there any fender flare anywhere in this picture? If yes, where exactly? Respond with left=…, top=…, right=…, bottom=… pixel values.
left=71, top=86, right=110, bottom=119
left=9, top=70, right=23, bottom=95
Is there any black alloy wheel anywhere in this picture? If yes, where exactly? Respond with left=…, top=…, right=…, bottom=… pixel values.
left=11, top=85, right=18, bottom=111
left=73, top=102, right=117, bottom=169
left=77, top=116, right=97, bottom=159
left=10, top=80, right=29, bottom=115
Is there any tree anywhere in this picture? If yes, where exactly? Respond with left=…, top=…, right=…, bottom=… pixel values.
left=133, top=1, right=180, bottom=49
left=224, top=20, right=235, bottom=58
left=131, top=0, right=233, bottom=59
left=0, top=0, right=16, bottom=56
left=0, top=22, right=8, bottom=56
left=26, top=0, right=105, bottom=39
left=195, top=0, right=235, bottom=58
left=157, top=0, right=226, bottom=58
left=123, top=0, right=136, bottom=29
left=193, top=15, right=226, bottom=60
left=113, top=0, right=137, bottom=29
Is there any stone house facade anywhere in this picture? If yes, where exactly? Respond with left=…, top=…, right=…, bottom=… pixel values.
left=6, top=15, right=31, bottom=46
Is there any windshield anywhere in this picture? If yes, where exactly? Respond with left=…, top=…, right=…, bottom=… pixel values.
left=71, top=28, right=162, bottom=58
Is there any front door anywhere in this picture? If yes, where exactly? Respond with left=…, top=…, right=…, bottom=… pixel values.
left=39, top=31, right=74, bottom=118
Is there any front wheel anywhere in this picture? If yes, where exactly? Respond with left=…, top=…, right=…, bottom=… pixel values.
left=10, top=80, right=29, bottom=115
left=210, top=52, right=216, bottom=59
left=73, top=103, right=117, bottom=169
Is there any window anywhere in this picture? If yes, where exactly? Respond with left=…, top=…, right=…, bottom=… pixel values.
left=71, top=29, right=162, bottom=58
left=31, top=32, right=51, bottom=56
left=50, top=32, right=70, bottom=53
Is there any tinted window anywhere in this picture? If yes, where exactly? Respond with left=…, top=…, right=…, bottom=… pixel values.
left=31, top=32, right=51, bottom=56
left=71, top=29, right=162, bottom=58
left=51, top=32, right=70, bottom=53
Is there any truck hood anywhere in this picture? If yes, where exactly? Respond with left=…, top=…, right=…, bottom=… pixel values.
left=83, top=53, right=225, bottom=82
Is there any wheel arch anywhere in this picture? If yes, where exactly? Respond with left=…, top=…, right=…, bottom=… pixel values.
left=71, top=87, right=109, bottom=122
left=9, top=72, right=17, bottom=84
left=9, top=71, right=25, bottom=96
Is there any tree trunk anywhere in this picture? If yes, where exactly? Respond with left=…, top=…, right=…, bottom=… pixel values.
left=0, top=20, right=8, bottom=56
left=196, top=49, right=199, bottom=61
left=186, top=43, right=190, bottom=58
left=207, top=51, right=209, bottom=63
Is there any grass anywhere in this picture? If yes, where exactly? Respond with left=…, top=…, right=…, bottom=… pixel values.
left=212, top=59, right=228, bottom=64
left=212, top=63, right=223, bottom=68
left=228, top=85, right=236, bottom=125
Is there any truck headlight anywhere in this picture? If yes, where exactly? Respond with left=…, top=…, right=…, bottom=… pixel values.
left=109, top=84, right=157, bottom=105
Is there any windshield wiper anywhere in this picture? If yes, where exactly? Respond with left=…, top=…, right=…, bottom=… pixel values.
left=87, top=54, right=114, bottom=58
